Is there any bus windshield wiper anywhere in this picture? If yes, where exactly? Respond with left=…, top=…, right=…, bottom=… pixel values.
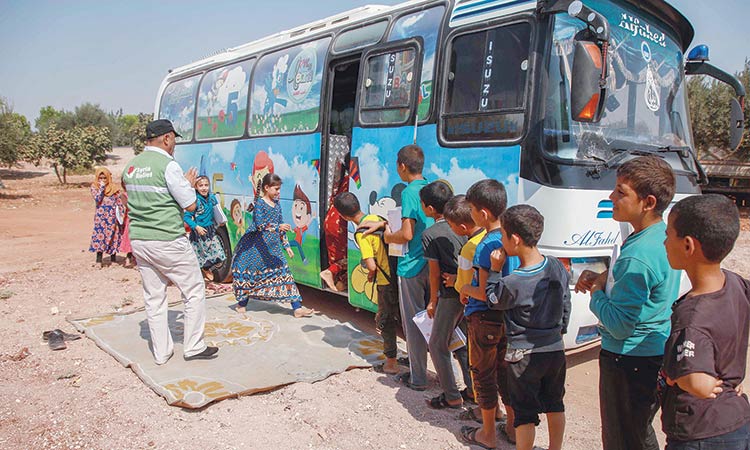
left=657, top=145, right=708, bottom=184
left=587, top=148, right=653, bottom=178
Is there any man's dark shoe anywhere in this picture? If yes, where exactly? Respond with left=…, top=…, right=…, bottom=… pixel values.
left=42, top=329, right=81, bottom=341
left=184, top=346, right=219, bottom=361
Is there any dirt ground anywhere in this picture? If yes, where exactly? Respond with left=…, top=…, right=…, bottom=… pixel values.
left=1, top=147, right=749, bottom=450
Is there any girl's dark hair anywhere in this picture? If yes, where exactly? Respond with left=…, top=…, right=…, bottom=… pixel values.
left=249, top=173, right=282, bottom=212
left=262, top=173, right=282, bottom=191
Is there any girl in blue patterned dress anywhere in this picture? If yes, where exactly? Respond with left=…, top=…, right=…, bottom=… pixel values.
left=89, top=167, right=123, bottom=267
left=232, top=173, right=315, bottom=318
left=183, top=176, right=227, bottom=280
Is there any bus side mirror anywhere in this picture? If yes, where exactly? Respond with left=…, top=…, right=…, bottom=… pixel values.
left=570, top=40, right=606, bottom=122
left=730, top=97, right=745, bottom=150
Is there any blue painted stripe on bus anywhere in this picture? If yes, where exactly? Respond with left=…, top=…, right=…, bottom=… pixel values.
left=597, top=211, right=613, bottom=219
left=597, top=200, right=613, bottom=208
left=451, top=0, right=534, bottom=21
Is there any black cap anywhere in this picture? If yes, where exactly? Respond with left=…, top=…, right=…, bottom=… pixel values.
left=146, top=119, right=182, bottom=139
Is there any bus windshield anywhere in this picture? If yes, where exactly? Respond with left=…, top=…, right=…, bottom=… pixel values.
left=543, top=0, right=695, bottom=170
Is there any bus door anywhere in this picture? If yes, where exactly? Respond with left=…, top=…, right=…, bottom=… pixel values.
left=319, top=57, right=362, bottom=294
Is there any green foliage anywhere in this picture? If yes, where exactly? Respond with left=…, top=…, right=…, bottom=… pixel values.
left=689, top=60, right=750, bottom=160
left=0, top=97, right=32, bottom=168
left=129, top=113, right=153, bottom=155
left=27, top=124, right=111, bottom=184
left=35, top=105, right=64, bottom=133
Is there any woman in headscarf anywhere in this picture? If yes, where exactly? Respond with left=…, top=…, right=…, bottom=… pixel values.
left=89, top=167, right=123, bottom=267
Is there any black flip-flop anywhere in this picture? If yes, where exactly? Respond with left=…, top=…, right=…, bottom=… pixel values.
left=461, top=387, right=476, bottom=404
left=394, top=372, right=427, bottom=391
left=458, top=408, right=506, bottom=425
left=42, top=329, right=81, bottom=341
left=46, top=330, right=67, bottom=351
left=497, top=421, right=516, bottom=444
left=459, top=425, right=496, bottom=450
left=426, top=392, right=463, bottom=410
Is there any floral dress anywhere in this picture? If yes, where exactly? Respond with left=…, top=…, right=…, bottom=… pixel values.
left=89, top=185, right=122, bottom=254
left=231, top=198, right=301, bottom=306
left=183, top=193, right=226, bottom=268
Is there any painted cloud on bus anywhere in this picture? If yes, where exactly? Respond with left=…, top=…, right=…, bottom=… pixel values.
left=429, top=157, right=487, bottom=195
left=351, top=143, right=390, bottom=200
left=267, top=147, right=318, bottom=206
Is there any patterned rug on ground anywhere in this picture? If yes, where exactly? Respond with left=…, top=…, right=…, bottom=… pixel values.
left=69, top=293, right=389, bottom=409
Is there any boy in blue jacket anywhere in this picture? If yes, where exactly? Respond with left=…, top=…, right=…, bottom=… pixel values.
left=575, top=156, right=680, bottom=450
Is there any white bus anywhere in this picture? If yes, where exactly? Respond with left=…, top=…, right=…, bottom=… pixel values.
left=155, top=0, right=745, bottom=348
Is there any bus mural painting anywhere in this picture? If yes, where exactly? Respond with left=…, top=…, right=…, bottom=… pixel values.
left=157, top=0, right=744, bottom=348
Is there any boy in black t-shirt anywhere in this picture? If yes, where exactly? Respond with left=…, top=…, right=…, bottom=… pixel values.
left=419, top=181, right=472, bottom=409
left=661, top=194, right=750, bottom=449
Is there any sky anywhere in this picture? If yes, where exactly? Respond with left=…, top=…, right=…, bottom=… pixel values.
left=1, top=0, right=748, bottom=125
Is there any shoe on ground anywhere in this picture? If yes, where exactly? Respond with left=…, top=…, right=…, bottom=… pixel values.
left=42, top=329, right=81, bottom=341
left=184, top=346, right=219, bottom=361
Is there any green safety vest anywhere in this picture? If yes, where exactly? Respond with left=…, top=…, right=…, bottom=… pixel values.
left=122, top=150, right=186, bottom=241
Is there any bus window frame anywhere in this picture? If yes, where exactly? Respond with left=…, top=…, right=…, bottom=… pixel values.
left=246, top=34, right=334, bottom=139
left=437, top=15, right=536, bottom=148
left=331, top=18, right=390, bottom=55
left=386, top=2, right=449, bottom=126
left=193, top=57, right=257, bottom=144
left=158, top=72, right=203, bottom=144
left=354, top=37, right=424, bottom=128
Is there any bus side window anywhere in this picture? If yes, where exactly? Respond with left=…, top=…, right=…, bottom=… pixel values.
left=442, top=22, right=531, bottom=143
left=360, top=47, right=418, bottom=125
left=159, top=75, right=201, bottom=143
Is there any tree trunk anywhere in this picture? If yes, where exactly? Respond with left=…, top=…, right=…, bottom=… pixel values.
left=63, top=167, right=67, bottom=184
left=53, top=164, right=63, bottom=184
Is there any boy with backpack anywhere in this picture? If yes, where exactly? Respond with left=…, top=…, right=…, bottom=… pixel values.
left=419, top=181, right=472, bottom=409
left=334, top=192, right=400, bottom=374
left=486, top=204, right=570, bottom=450
left=661, top=194, right=750, bottom=449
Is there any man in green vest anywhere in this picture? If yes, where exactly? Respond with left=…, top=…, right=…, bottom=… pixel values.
left=122, top=119, right=218, bottom=364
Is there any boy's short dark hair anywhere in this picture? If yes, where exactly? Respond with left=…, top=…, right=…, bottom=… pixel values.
left=397, top=144, right=424, bottom=175
left=444, top=195, right=474, bottom=226
left=617, top=156, right=675, bottom=215
left=465, top=179, right=507, bottom=218
left=501, top=204, right=544, bottom=247
left=670, top=194, right=739, bottom=262
left=419, top=180, right=454, bottom=214
left=333, top=192, right=361, bottom=218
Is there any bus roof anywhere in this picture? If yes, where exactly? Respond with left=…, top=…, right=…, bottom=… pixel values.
left=164, top=0, right=695, bottom=80
left=167, top=1, right=433, bottom=79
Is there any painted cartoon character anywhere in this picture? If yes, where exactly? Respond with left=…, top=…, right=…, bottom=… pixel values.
left=290, top=184, right=312, bottom=264
left=207, top=69, right=228, bottom=119
left=230, top=198, right=246, bottom=243
left=249, top=150, right=275, bottom=197
left=262, top=55, right=289, bottom=116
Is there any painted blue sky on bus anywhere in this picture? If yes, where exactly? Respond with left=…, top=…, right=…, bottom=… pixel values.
left=0, top=0, right=747, bottom=125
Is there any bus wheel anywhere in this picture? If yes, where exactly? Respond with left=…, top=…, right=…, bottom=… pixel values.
left=211, top=226, right=233, bottom=283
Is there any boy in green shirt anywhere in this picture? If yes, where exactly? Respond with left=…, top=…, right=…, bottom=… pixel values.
left=575, top=156, right=680, bottom=450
